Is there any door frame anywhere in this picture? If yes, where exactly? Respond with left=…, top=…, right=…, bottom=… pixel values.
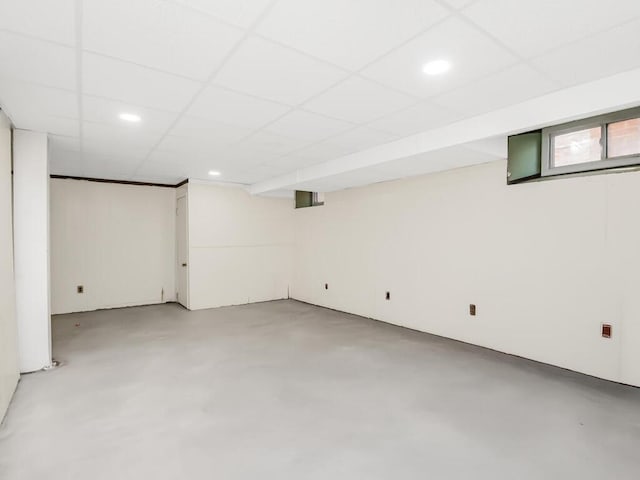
left=176, top=193, right=189, bottom=309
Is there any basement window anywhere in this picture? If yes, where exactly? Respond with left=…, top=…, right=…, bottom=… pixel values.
left=541, top=107, right=640, bottom=177
left=295, top=191, right=324, bottom=209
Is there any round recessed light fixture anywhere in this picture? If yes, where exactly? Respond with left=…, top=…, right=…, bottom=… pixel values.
left=208, top=170, right=221, bottom=176
left=119, top=112, right=141, bottom=123
left=422, top=59, right=451, bottom=76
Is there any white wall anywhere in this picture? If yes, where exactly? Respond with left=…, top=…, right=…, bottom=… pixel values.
left=50, top=179, right=176, bottom=314
left=187, top=183, right=293, bottom=310
left=13, top=129, right=51, bottom=373
left=0, top=112, right=19, bottom=420
left=292, top=160, right=640, bottom=387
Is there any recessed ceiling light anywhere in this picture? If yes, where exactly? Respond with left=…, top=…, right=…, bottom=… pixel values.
left=208, top=170, right=221, bottom=176
left=422, top=59, right=451, bottom=76
left=119, top=113, right=141, bottom=123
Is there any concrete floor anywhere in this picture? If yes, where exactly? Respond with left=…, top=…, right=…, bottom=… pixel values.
left=1, top=300, right=639, bottom=479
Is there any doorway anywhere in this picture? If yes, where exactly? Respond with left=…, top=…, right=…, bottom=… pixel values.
left=176, top=195, right=188, bottom=308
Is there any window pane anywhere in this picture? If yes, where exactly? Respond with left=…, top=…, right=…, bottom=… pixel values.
left=607, top=118, right=640, bottom=158
left=295, top=191, right=313, bottom=208
left=552, top=127, right=602, bottom=167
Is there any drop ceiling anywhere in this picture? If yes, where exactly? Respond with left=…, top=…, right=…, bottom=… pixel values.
left=1, top=0, right=640, bottom=193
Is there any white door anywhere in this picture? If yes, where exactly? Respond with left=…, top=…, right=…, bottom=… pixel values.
left=176, top=195, right=188, bottom=308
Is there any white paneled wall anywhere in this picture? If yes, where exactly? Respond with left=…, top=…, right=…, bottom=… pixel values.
left=0, top=112, right=19, bottom=420
left=187, top=182, right=293, bottom=310
left=50, top=180, right=294, bottom=314
left=50, top=179, right=176, bottom=314
left=292, top=160, right=640, bottom=387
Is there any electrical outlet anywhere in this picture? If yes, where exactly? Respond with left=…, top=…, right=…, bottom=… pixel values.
left=77, top=285, right=84, bottom=294
left=602, top=323, right=612, bottom=338
left=469, top=304, right=476, bottom=316
left=385, top=291, right=390, bottom=300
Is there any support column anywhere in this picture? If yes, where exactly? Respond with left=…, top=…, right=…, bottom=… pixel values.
left=13, top=129, right=51, bottom=373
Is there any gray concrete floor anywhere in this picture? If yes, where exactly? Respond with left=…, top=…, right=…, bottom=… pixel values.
left=1, top=300, right=639, bottom=479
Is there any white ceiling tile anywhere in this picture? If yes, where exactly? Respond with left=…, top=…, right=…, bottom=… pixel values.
left=241, top=131, right=309, bottom=156
left=50, top=156, right=83, bottom=174
left=0, top=78, right=77, bottom=124
left=303, top=76, right=416, bottom=123
left=83, top=53, right=202, bottom=112
left=242, top=162, right=292, bottom=177
left=171, top=0, right=273, bottom=28
left=210, top=144, right=280, bottom=166
left=368, top=101, right=464, bottom=137
left=463, top=0, right=640, bottom=58
left=155, top=135, right=232, bottom=160
left=83, top=0, right=244, bottom=80
left=201, top=174, right=255, bottom=184
left=431, top=64, right=558, bottom=117
left=49, top=154, right=83, bottom=178
left=83, top=96, right=177, bottom=133
left=0, top=78, right=78, bottom=136
left=81, top=152, right=142, bottom=169
left=49, top=149, right=84, bottom=177
left=361, top=17, right=516, bottom=98
left=152, top=139, right=279, bottom=168
left=0, top=0, right=76, bottom=45
left=82, top=121, right=161, bottom=156
left=50, top=135, right=80, bottom=152
left=290, top=142, right=355, bottom=163
left=440, top=0, right=474, bottom=9
left=50, top=148, right=82, bottom=163
left=0, top=31, right=75, bottom=90
left=213, top=36, right=348, bottom=105
left=80, top=147, right=147, bottom=168
left=186, top=85, right=290, bottom=128
left=82, top=153, right=139, bottom=180
left=133, top=163, right=176, bottom=180
left=264, top=153, right=329, bottom=171
left=170, top=116, right=253, bottom=143
left=264, top=110, right=355, bottom=143
left=322, top=126, right=398, bottom=154
left=229, top=163, right=292, bottom=183
left=146, top=149, right=183, bottom=165
left=136, top=156, right=208, bottom=178
left=257, top=0, right=448, bottom=70
left=25, top=117, right=79, bottom=137
left=220, top=170, right=272, bottom=184
left=145, top=150, right=215, bottom=171
left=531, top=18, right=640, bottom=87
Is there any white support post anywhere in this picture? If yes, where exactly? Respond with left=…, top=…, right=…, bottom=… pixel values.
left=13, top=129, right=52, bottom=373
